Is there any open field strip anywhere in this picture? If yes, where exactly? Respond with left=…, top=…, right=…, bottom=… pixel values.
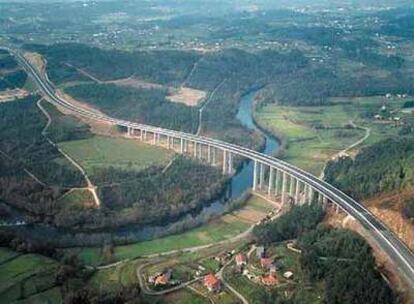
left=65, top=196, right=274, bottom=266
left=0, top=249, right=59, bottom=303
left=255, top=96, right=411, bottom=175
left=58, top=135, right=174, bottom=176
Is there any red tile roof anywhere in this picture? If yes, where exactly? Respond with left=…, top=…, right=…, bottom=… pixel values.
left=155, top=274, right=169, bottom=285
left=235, top=254, right=247, bottom=265
left=261, top=275, right=279, bottom=286
left=260, top=257, right=273, bottom=268
left=204, top=273, right=220, bottom=288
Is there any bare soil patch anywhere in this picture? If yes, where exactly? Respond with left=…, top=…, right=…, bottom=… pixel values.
left=23, top=51, right=46, bottom=74
left=108, top=77, right=207, bottom=107
left=235, top=207, right=267, bottom=223
left=0, top=88, right=29, bottom=103
left=167, top=87, right=207, bottom=107
left=364, top=187, right=414, bottom=251
left=107, top=77, right=163, bottom=89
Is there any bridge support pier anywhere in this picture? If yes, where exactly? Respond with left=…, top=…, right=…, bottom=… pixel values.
left=274, top=169, right=280, bottom=196
left=281, top=172, right=288, bottom=204
left=259, top=163, right=265, bottom=190
left=228, top=152, right=233, bottom=174
left=268, top=167, right=274, bottom=196
left=289, top=175, right=295, bottom=199
left=212, top=148, right=216, bottom=166
left=295, top=179, right=300, bottom=204
left=253, top=160, right=258, bottom=191
left=223, top=150, right=227, bottom=175
left=193, top=142, right=198, bottom=158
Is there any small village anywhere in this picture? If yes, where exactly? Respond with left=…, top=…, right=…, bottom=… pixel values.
left=144, top=241, right=299, bottom=299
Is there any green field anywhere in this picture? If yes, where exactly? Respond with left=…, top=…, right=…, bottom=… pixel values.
left=59, top=135, right=174, bottom=176
left=255, top=96, right=411, bottom=175
left=65, top=196, right=274, bottom=266
left=163, top=288, right=210, bottom=304
left=0, top=250, right=59, bottom=303
left=87, top=260, right=140, bottom=294
left=0, top=247, right=20, bottom=264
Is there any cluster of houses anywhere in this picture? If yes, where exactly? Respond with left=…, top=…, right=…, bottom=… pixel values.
left=148, top=269, right=180, bottom=288
left=233, top=246, right=294, bottom=287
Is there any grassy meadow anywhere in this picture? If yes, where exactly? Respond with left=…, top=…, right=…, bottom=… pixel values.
left=59, top=135, right=174, bottom=176
left=255, top=96, right=411, bottom=175
left=64, top=195, right=274, bottom=266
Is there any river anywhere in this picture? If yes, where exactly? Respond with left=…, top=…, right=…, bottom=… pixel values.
left=6, top=91, right=280, bottom=246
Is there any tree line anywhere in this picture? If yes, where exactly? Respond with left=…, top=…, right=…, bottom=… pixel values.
left=324, top=137, right=414, bottom=200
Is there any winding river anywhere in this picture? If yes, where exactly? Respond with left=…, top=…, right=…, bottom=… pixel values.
left=114, top=90, right=280, bottom=242
left=7, top=91, right=280, bottom=246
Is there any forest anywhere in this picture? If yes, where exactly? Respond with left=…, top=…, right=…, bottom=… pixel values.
left=65, top=83, right=199, bottom=133
left=252, top=204, right=325, bottom=244
left=53, top=157, right=228, bottom=230
left=324, top=137, right=414, bottom=199
left=0, top=95, right=85, bottom=188
left=299, top=228, right=397, bottom=304
left=253, top=204, right=396, bottom=304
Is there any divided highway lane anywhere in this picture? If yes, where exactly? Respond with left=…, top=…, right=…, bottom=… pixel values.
left=11, top=48, right=414, bottom=287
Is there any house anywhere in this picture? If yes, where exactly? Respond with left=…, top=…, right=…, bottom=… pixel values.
left=204, top=273, right=221, bottom=292
left=235, top=254, right=247, bottom=266
left=260, top=257, right=273, bottom=269
left=155, top=274, right=169, bottom=286
left=256, top=246, right=265, bottom=259
left=283, top=271, right=294, bottom=280
left=261, top=275, right=279, bottom=286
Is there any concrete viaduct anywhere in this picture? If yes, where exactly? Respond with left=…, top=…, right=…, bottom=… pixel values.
left=9, top=48, right=414, bottom=287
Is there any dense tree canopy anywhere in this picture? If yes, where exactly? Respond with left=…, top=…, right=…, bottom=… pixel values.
left=324, top=138, right=414, bottom=199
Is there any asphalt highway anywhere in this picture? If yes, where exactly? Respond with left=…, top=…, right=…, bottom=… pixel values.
left=11, top=48, right=414, bottom=288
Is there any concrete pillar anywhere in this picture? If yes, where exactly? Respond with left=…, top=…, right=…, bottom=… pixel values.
left=281, top=172, right=288, bottom=204
left=259, top=163, right=265, bottom=190
left=180, top=138, right=184, bottom=154
left=323, top=196, right=328, bottom=209
left=289, top=176, right=295, bottom=197
left=144, top=130, right=147, bottom=141
left=274, top=169, right=280, bottom=196
left=253, top=160, right=258, bottom=191
left=194, top=142, right=198, bottom=158
left=303, top=185, right=310, bottom=203
left=223, top=150, right=227, bottom=175
left=268, top=167, right=274, bottom=196
left=295, top=179, right=300, bottom=204
left=140, top=129, right=144, bottom=140
left=212, top=148, right=216, bottom=165
left=308, top=187, right=314, bottom=204
left=228, top=152, right=233, bottom=174
left=167, top=136, right=171, bottom=149
left=207, top=145, right=211, bottom=163
left=318, top=192, right=323, bottom=204
left=153, top=133, right=157, bottom=144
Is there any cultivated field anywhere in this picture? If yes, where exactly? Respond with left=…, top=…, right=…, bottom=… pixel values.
left=59, top=135, right=174, bottom=176
left=255, top=96, right=412, bottom=175
left=167, top=87, right=207, bottom=106
left=65, top=195, right=274, bottom=266
left=0, top=249, right=59, bottom=303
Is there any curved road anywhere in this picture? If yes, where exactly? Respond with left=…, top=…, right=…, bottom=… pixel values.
left=9, top=48, right=414, bottom=288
